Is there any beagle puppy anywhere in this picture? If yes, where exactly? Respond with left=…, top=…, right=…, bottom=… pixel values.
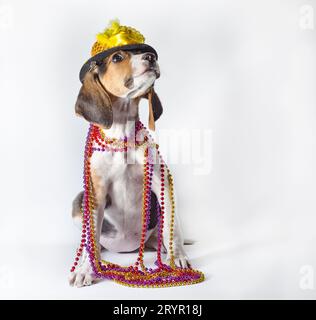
left=69, top=48, right=190, bottom=288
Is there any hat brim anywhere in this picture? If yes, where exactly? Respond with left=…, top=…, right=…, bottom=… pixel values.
left=79, top=43, right=158, bottom=83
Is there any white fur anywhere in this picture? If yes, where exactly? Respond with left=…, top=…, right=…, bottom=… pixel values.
left=129, top=53, right=159, bottom=98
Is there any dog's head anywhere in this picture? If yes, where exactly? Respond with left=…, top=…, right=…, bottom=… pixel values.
left=75, top=49, right=162, bottom=129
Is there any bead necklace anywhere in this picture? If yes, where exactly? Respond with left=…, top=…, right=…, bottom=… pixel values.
left=70, top=121, right=205, bottom=288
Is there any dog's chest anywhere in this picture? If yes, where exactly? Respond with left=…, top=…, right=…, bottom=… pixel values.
left=90, top=147, right=145, bottom=198
left=90, top=147, right=148, bottom=251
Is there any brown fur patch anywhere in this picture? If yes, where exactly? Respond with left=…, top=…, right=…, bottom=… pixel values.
left=101, top=51, right=133, bottom=97
left=75, top=69, right=113, bottom=128
left=90, top=168, right=106, bottom=206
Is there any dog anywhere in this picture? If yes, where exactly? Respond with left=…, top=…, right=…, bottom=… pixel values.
left=69, top=48, right=191, bottom=287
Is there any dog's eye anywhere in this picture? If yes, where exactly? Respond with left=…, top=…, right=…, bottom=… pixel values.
left=112, top=53, right=124, bottom=63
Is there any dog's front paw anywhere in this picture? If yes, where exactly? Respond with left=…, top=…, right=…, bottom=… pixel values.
left=167, top=254, right=191, bottom=269
left=68, top=261, right=97, bottom=288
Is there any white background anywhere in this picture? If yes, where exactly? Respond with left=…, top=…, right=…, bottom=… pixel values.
left=0, top=0, right=316, bottom=299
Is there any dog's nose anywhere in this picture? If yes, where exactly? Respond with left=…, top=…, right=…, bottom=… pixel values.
left=142, top=52, right=156, bottom=64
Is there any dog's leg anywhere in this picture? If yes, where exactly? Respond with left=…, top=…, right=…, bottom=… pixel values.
left=71, top=191, right=84, bottom=229
left=151, top=164, right=191, bottom=268
left=145, top=226, right=167, bottom=253
left=69, top=172, right=106, bottom=287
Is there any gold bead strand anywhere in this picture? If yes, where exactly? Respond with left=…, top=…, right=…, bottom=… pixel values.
left=135, top=147, right=149, bottom=272
left=167, top=168, right=176, bottom=268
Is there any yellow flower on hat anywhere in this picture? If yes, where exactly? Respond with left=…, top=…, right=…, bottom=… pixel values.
left=79, top=19, right=157, bottom=83
left=91, top=19, right=145, bottom=56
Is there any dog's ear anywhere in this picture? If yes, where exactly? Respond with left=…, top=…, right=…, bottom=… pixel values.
left=75, top=66, right=113, bottom=128
left=148, top=87, right=163, bottom=121
left=142, top=87, right=163, bottom=131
